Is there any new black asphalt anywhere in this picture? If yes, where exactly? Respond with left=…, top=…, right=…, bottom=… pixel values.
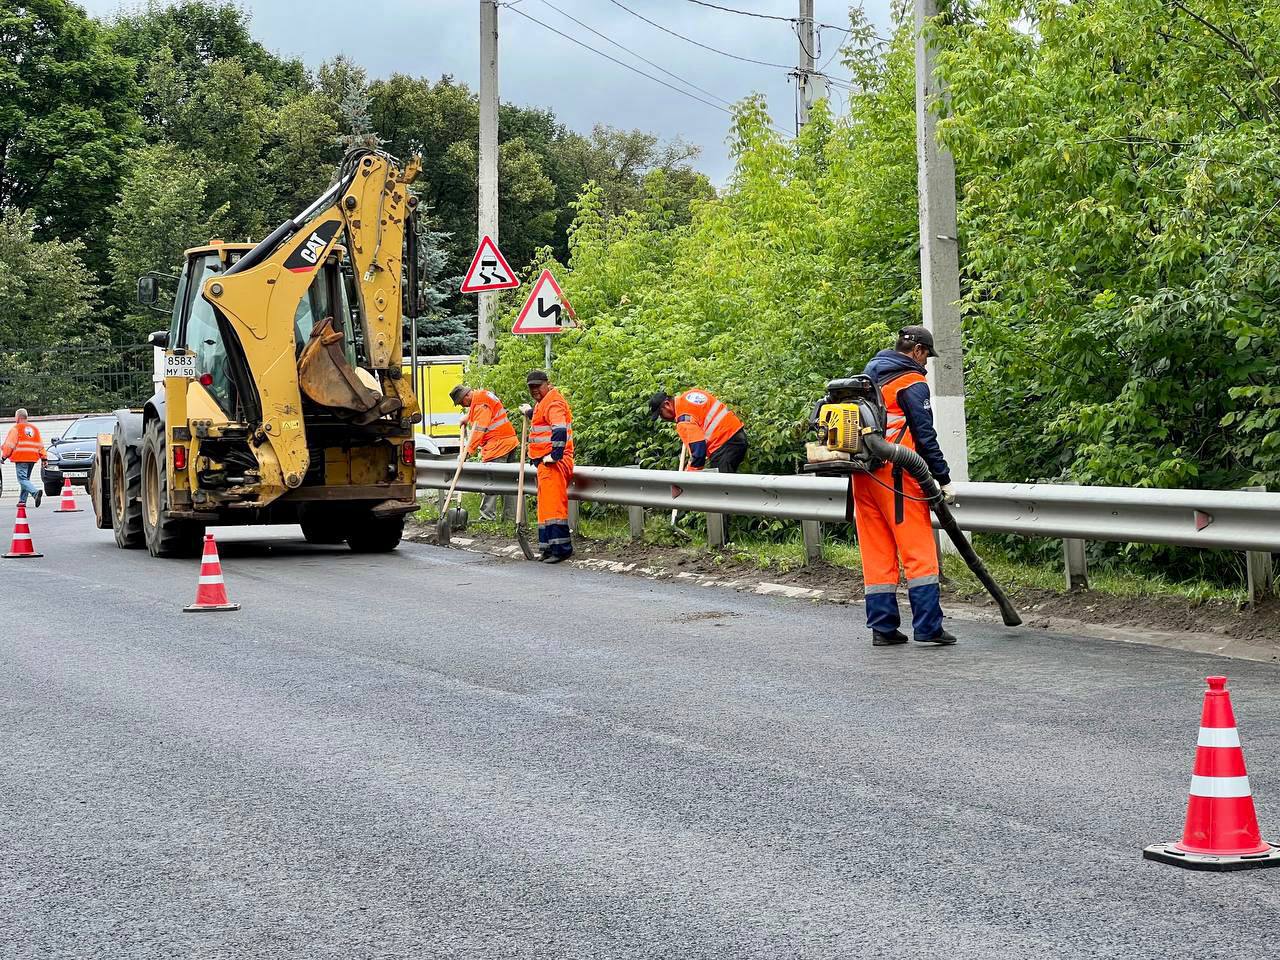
left=3, top=509, right=1278, bottom=957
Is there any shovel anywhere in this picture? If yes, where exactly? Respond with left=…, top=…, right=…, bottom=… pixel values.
left=671, top=444, right=687, bottom=527
left=514, top=416, right=537, bottom=560
left=436, top=428, right=470, bottom=543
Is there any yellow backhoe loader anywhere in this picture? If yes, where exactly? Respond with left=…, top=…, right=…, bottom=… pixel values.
left=92, top=148, right=425, bottom=556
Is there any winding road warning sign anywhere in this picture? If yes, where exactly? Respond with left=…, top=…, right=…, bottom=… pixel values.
left=512, top=270, right=577, bottom=335
left=460, top=235, right=519, bottom=293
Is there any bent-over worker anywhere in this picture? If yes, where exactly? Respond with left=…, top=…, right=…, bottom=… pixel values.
left=520, top=370, right=574, bottom=563
left=450, top=383, right=518, bottom=521
left=647, top=389, right=748, bottom=473
left=855, top=326, right=957, bottom=648
left=1, top=409, right=48, bottom=508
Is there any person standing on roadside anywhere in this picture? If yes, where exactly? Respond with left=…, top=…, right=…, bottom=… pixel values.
left=449, top=383, right=519, bottom=521
left=855, top=327, right=957, bottom=648
left=1, top=409, right=48, bottom=508
left=519, top=370, right=574, bottom=564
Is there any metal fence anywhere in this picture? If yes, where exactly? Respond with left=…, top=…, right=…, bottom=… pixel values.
left=0, top=343, right=153, bottom=418
left=416, top=457, right=1280, bottom=598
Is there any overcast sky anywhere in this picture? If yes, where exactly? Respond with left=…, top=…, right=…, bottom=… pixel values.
left=81, top=1, right=896, bottom=183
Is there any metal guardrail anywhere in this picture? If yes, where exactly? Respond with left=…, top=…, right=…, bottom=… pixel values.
left=415, top=455, right=1280, bottom=554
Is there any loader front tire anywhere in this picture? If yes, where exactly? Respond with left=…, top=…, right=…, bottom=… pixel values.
left=110, top=422, right=144, bottom=549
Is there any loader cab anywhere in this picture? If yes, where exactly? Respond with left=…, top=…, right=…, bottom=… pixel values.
left=165, top=243, right=361, bottom=418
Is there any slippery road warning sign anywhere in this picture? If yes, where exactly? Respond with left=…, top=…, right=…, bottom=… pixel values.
left=460, top=235, right=519, bottom=293
left=512, top=270, right=577, bottom=335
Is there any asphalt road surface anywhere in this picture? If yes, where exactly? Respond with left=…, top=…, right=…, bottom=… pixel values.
left=4, top=511, right=1279, bottom=958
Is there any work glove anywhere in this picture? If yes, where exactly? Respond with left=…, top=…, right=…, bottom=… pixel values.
left=940, top=483, right=957, bottom=505
left=519, top=403, right=533, bottom=419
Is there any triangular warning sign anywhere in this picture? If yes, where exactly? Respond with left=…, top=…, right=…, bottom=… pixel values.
left=460, top=235, right=519, bottom=293
left=512, top=269, right=577, bottom=335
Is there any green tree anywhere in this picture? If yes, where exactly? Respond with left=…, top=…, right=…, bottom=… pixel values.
left=106, top=143, right=230, bottom=337
left=0, top=0, right=139, bottom=257
left=408, top=220, right=472, bottom=357
left=0, top=208, right=114, bottom=415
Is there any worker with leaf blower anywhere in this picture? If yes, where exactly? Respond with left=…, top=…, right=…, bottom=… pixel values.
left=449, top=383, right=518, bottom=521
left=647, top=389, right=748, bottom=473
left=519, top=370, right=575, bottom=563
left=855, top=326, right=960, bottom=648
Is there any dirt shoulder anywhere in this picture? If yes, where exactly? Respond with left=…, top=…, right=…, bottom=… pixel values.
left=406, top=521, right=1280, bottom=664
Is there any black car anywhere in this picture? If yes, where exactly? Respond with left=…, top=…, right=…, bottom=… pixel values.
left=42, top=415, right=117, bottom=496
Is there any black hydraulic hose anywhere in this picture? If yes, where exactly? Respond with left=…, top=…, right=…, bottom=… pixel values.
left=862, top=433, right=1023, bottom=628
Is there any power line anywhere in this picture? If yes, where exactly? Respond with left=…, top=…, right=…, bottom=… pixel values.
left=605, top=0, right=793, bottom=69
left=534, top=0, right=733, bottom=107
left=681, top=0, right=795, bottom=21
left=505, top=6, right=738, bottom=119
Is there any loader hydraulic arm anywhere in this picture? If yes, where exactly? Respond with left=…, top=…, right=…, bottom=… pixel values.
left=198, top=149, right=422, bottom=492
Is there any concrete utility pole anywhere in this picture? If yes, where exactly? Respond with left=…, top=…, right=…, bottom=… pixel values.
left=478, top=0, right=499, bottom=364
left=914, top=0, right=970, bottom=481
left=794, top=0, right=824, bottom=131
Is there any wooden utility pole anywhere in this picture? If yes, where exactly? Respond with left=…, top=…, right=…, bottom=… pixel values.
left=478, top=0, right=499, bottom=364
left=914, top=0, right=970, bottom=481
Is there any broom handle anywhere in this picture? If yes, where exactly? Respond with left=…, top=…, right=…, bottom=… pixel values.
left=672, top=444, right=687, bottom=523
left=515, top=417, right=529, bottom=525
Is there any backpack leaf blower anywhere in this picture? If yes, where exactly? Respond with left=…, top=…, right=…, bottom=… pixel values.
left=805, top=376, right=1022, bottom=628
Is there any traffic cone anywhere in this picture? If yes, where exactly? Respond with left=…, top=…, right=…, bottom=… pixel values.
left=2, top=504, right=43, bottom=559
left=53, top=477, right=83, bottom=513
left=183, top=533, right=240, bottom=613
left=1144, top=676, right=1280, bottom=871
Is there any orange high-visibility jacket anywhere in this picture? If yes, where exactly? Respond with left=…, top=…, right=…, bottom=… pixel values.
left=674, top=389, right=742, bottom=467
left=465, top=389, right=518, bottom=462
left=529, top=387, right=573, bottom=463
left=1, top=422, right=46, bottom=462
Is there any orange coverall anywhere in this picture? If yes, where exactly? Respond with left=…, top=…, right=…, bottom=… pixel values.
left=528, top=387, right=574, bottom=559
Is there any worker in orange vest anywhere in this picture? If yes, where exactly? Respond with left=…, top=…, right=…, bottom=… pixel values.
left=450, top=383, right=519, bottom=521
left=519, top=370, right=574, bottom=563
left=856, top=326, right=958, bottom=648
left=647, top=388, right=748, bottom=473
left=1, top=408, right=48, bottom=508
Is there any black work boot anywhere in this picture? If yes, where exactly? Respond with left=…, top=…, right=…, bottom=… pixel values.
left=872, top=629, right=908, bottom=646
left=915, top=629, right=957, bottom=645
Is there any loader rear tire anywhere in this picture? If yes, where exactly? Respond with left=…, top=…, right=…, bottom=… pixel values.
left=110, top=422, right=144, bottom=549
left=142, top=419, right=203, bottom=558
left=347, top=515, right=404, bottom=553
left=298, top=506, right=351, bottom=545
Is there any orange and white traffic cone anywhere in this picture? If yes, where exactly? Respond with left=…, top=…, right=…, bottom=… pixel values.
left=2, top=503, right=43, bottom=559
left=1144, top=676, right=1280, bottom=871
left=53, top=477, right=83, bottom=513
left=183, top=533, right=240, bottom=613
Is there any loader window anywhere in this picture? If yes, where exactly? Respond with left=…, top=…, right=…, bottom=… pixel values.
left=183, top=254, right=235, bottom=413
left=293, top=260, right=358, bottom=367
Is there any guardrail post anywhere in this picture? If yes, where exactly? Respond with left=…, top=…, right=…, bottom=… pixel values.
left=628, top=504, right=645, bottom=539
left=1062, top=537, right=1089, bottom=592
left=802, top=520, right=823, bottom=564
left=568, top=499, right=580, bottom=535
left=704, top=468, right=726, bottom=549
left=1245, top=485, right=1274, bottom=606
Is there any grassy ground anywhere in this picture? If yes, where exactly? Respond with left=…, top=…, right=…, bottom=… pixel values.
left=415, top=494, right=1248, bottom=606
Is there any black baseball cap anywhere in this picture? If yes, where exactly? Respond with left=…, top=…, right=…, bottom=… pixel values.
left=647, top=390, right=672, bottom=419
left=526, top=369, right=549, bottom=385
left=899, top=325, right=938, bottom=357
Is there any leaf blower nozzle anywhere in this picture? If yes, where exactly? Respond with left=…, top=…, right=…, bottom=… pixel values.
left=860, top=431, right=1022, bottom=627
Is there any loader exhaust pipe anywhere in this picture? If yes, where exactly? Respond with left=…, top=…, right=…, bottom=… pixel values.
left=861, top=432, right=1023, bottom=628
